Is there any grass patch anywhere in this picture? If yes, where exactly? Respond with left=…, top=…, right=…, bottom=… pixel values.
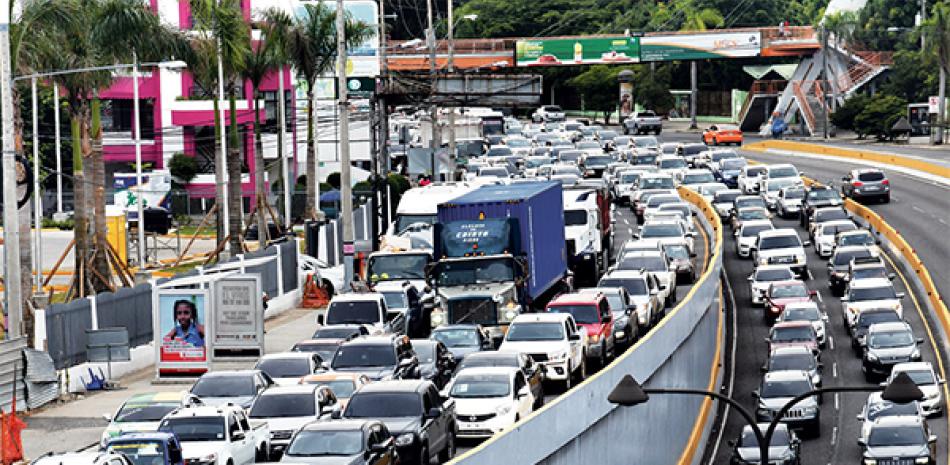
left=157, top=261, right=202, bottom=275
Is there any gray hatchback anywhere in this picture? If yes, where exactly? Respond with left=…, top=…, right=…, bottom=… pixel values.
left=842, top=168, right=890, bottom=203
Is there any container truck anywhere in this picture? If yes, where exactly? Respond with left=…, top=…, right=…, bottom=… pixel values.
left=429, top=181, right=570, bottom=343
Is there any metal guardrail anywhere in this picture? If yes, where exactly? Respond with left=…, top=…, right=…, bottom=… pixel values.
left=451, top=187, right=724, bottom=465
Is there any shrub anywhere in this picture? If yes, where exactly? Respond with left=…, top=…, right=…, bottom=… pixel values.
left=168, top=153, right=198, bottom=183
left=853, top=94, right=907, bottom=140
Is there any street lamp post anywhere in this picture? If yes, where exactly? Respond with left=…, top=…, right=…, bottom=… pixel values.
left=446, top=12, right=477, bottom=180
left=608, top=373, right=924, bottom=465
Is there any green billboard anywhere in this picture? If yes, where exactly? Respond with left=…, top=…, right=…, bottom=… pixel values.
left=515, top=37, right=640, bottom=67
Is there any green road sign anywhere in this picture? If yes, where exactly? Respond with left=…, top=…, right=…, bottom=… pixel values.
left=515, top=37, right=640, bottom=67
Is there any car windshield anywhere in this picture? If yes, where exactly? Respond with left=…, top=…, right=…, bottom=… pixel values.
left=314, top=327, right=360, bottom=339
left=853, top=268, right=888, bottom=280
left=599, top=277, right=648, bottom=296
left=114, top=402, right=180, bottom=423
left=640, top=177, right=675, bottom=189
left=683, top=173, right=716, bottom=184
left=770, top=353, right=816, bottom=371
left=867, top=425, right=926, bottom=447
left=345, top=392, right=422, bottom=418
left=486, top=147, right=512, bottom=157
left=326, top=301, right=380, bottom=325
left=808, top=189, right=840, bottom=200
left=564, top=210, right=588, bottom=226
left=840, top=233, right=874, bottom=247
left=850, top=286, right=898, bottom=301
left=381, top=291, right=408, bottom=310
left=367, top=254, right=428, bottom=281
left=857, top=311, right=901, bottom=329
left=720, top=159, right=747, bottom=170
left=412, top=343, right=436, bottom=363
left=548, top=305, right=600, bottom=324
left=659, top=158, right=687, bottom=169
left=294, top=342, right=339, bottom=361
left=303, top=379, right=358, bottom=398
left=866, top=400, right=920, bottom=421
left=901, top=370, right=937, bottom=385
left=525, top=157, right=551, bottom=168
left=738, top=209, right=769, bottom=220
left=618, top=256, right=667, bottom=272
left=507, top=139, right=530, bottom=147
left=106, top=441, right=167, bottom=465
left=755, top=269, right=794, bottom=281
left=641, top=224, right=682, bottom=238
left=647, top=196, right=680, bottom=208
left=506, top=322, right=565, bottom=341
left=436, top=258, right=515, bottom=286
left=783, top=307, right=820, bottom=321
left=620, top=172, right=641, bottom=184
left=682, top=145, right=706, bottom=155
left=450, top=374, right=511, bottom=398
left=458, top=354, right=517, bottom=371
left=745, top=167, right=767, bottom=177
left=740, top=428, right=790, bottom=447
left=736, top=198, right=766, bottom=209
left=479, top=168, right=509, bottom=178
left=634, top=137, right=659, bottom=148
left=249, top=393, right=315, bottom=418
left=714, top=192, right=742, bottom=204
left=761, top=379, right=811, bottom=398
left=586, top=156, right=613, bottom=166
left=759, top=235, right=801, bottom=250
left=833, top=249, right=873, bottom=266
left=869, top=330, right=914, bottom=348
left=191, top=375, right=254, bottom=397
left=742, top=224, right=773, bottom=238
left=783, top=188, right=805, bottom=199
left=773, top=284, right=808, bottom=298
left=858, top=171, right=886, bottom=181
left=433, top=329, right=481, bottom=347
left=256, top=358, right=311, bottom=379
left=331, top=345, right=396, bottom=369
left=767, top=180, right=797, bottom=192
left=769, top=167, right=798, bottom=178
left=820, top=223, right=855, bottom=237
left=286, top=430, right=364, bottom=456
left=394, top=214, right=436, bottom=235
left=160, top=417, right=225, bottom=442
left=634, top=155, right=658, bottom=165
left=665, top=245, right=690, bottom=260
left=772, top=326, right=814, bottom=342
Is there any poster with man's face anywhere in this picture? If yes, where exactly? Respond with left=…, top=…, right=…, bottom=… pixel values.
left=158, top=293, right=207, bottom=364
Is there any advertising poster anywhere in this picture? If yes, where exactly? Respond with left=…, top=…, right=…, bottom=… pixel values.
left=515, top=37, right=640, bottom=66
left=640, top=32, right=761, bottom=61
left=155, top=290, right=209, bottom=376
left=213, top=275, right=264, bottom=356
left=314, top=0, right=380, bottom=77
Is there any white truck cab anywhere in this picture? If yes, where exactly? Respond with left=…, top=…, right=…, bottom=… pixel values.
left=382, top=183, right=476, bottom=250
left=499, top=313, right=588, bottom=390
left=159, top=404, right=270, bottom=465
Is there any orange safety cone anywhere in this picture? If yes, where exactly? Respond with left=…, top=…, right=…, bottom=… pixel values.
left=1, top=364, right=25, bottom=465
left=301, top=273, right=329, bottom=308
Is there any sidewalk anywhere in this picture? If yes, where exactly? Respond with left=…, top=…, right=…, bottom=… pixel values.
left=19, top=305, right=320, bottom=460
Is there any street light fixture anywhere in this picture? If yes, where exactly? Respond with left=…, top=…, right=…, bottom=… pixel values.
left=608, top=373, right=924, bottom=465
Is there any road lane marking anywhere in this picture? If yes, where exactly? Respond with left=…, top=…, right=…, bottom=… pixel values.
left=912, top=205, right=925, bottom=214
left=832, top=362, right=838, bottom=378
left=834, top=393, right=840, bottom=411
left=828, top=336, right=834, bottom=350
left=623, top=218, right=629, bottom=225
left=880, top=251, right=950, bottom=465
left=831, top=426, right=838, bottom=446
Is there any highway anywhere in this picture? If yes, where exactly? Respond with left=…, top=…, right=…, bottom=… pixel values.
left=710, top=184, right=949, bottom=465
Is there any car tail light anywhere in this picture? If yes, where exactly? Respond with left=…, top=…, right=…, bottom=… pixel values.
left=852, top=181, right=863, bottom=187
left=881, top=179, right=889, bottom=185
left=771, top=306, right=781, bottom=314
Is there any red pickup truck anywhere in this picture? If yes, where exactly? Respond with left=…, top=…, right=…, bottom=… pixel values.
left=546, top=292, right=615, bottom=368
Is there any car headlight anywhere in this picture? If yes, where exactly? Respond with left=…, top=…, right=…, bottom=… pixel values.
left=614, top=330, right=625, bottom=338
left=394, top=433, right=416, bottom=447
left=588, top=334, right=600, bottom=343
left=796, top=255, right=806, bottom=264
left=549, top=350, right=568, bottom=360
left=866, top=352, right=879, bottom=362
left=758, top=257, right=769, bottom=266
left=198, top=453, right=218, bottom=463
left=864, top=459, right=877, bottom=465
left=495, top=404, right=512, bottom=416
left=915, top=458, right=930, bottom=465
left=911, top=348, right=921, bottom=360
left=431, top=311, right=445, bottom=326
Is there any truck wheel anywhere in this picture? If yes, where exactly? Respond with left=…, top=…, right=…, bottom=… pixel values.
left=578, top=356, right=587, bottom=381
left=598, top=344, right=607, bottom=368
left=563, top=363, right=573, bottom=390
left=535, top=385, right=545, bottom=408
left=438, top=433, right=456, bottom=462
left=255, top=445, right=268, bottom=462
left=419, top=445, right=430, bottom=465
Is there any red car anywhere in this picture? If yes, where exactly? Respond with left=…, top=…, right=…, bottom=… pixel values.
left=546, top=292, right=615, bottom=368
left=767, top=321, right=820, bottom=355
left=702, top=124, right=743, bottom=146
left=763, top=280, right=816, bottom=322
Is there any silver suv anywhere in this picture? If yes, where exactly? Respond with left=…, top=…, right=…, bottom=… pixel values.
left=754, top=370, right=821, bottom=437
left=842, top=168, right=890, bottom=203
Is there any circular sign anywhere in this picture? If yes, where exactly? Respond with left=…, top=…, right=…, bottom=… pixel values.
left=347, top=79, right=361, bottom=91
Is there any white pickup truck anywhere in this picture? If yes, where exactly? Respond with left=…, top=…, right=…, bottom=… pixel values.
left=159, top=404, right=270, bottom=465
left=623, top=110, right=663, bottom=135
left=499, top=313, right=589, bottom=390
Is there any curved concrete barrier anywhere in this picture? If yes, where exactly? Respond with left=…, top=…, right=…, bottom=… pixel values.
left=744, top=140, right=950, bottom=180
left=450, top=187, right=724, bottom=465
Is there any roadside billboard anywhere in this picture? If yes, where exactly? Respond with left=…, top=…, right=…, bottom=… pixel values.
left=154, top=290, right=210, bottom=377
left=640, top=32, right=761, bottom=61
left=212, top=275, right=264, bottom=357
left=515, top=37, right=640, bottom=66
left=316, top=0, right=380, bottom=77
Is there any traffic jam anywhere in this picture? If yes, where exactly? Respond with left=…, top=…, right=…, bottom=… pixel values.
left=36, top=109, right=939, bottom=465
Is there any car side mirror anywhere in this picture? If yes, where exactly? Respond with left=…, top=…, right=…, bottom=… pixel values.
left=232, top=432, right=245, bottom=442
left=764, top=337, right=771, bottom=344
left=690, top=252, right=697, bottom=258
left=370, top=441, right=391, bottom=453
left=896, top=292, right=905, bottom=299
left=888, top=273, right=896, bottom=280
left=857, top=438, right=866, bottom=446
left=317, top=314, right=325, bottom=325
left=569, top=333, right=581, bottom=341
left=747, top=275, right=754, bottom=281
left=101, top=413, right=112, bottom=422
left=751, top=390, right=759, bottom=399
left=917, top=338, right=924, bottom=344
left=760, top=365, right=767, bottom=372
left=426, top=407, right=443, bottom=419
left=856, top=412, right=865, bottom=421
left=840, top=297, right=849, bottom=302
left=929, top=435, right=938, bottom=444
left=808, top=290, right=818, bottom=296
left=802, top=240, right=811, bottom=247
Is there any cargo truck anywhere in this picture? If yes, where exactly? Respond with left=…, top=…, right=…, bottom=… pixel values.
left=429, top=181, right=570, bottom=343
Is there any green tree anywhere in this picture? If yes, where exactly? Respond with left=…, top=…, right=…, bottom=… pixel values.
left=169, top=153, right=200, bottom=184
left=568, top=65, right=620, bottom=123
left=854, top=94, right=907, bottom=140
left=262, top=5, right=372, bottom=220
left=830, top=93, right=870, bottom=131
left=921, top=3, right=950, bottom=144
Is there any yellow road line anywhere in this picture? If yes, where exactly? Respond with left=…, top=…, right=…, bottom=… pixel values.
left=881, top=251, right=950, bottom=465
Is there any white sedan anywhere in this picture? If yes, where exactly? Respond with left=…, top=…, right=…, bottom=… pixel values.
left=447, top=366, right=536, bottom=438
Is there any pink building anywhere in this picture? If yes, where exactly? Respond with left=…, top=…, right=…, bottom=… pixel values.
left=99, top=0, right=297, bottom=200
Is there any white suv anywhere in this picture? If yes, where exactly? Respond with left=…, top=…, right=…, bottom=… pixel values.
left=753, top=229, right=810, bottom=277
left=532, top=105, right=566, bottom=122
left=499, top=313, right=588, bottom=390
left=841, top=278, right=904, bottom=329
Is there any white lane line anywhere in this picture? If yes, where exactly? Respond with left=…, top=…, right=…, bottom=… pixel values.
left=623, top=218, right=630, bottom=225
left=815, top=292, right=823, bottom=303
left=832, top=362, right=838, bottom=378
left=834, top=393, right=840, bottom=411
left=828, top=336, right=835, bottom=350
left=912, top=204, right=925, bottom=213
left=831, top=426, right=838, bottom=446
left=939, top=219, right=948, bottom=226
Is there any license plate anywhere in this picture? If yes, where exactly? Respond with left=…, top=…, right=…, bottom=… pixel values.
left=770, top=256, right=794, bottom=264
left=864, top=186, right=880, bottom=191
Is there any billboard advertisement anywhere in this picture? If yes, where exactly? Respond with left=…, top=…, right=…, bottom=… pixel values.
left=640, top=32, right=761, bottom=61
left=154, top=290, right=210, bottom=376
left=212, top=275, right=264, bottom=356
left=515, top=37, right=640, bottom=66
left=314, top=0, right=380, bottom=77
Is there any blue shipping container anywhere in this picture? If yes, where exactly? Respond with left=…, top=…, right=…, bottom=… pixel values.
left=437, top=181, right=567, bottom=299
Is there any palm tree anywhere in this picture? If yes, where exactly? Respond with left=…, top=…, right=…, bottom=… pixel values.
left=26, top=0, right=186, bottom=294
left=188, top=0, right=250, bottom=256
left=262, top=5, right=372, bottom=220
left=922, top=3, right=950, bottom=144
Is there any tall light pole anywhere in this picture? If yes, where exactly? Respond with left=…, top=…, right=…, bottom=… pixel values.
left=1, top=0, right=23, bottom=338
left=278, top=67, right=291, bottom=230
left=446, top=12, right=477, bottom=180
left=132, top=52, right=146, bottom=267
left=54, top=83, right=63, bottom=214
left=337, top=0, right=355, bottom=286
left=427, top=0, right=439, bottom=178
left=216, top=42, right=230, bottom=253
left=31, top=78, right=42, bottom=292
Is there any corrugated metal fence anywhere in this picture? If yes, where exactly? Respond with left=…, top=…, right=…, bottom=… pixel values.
left=0, top=337, right=27, bottom=413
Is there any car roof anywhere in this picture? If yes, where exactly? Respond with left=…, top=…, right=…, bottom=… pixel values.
left=740, top=220, right=773, bottom=229
left=754, top=264, right=794, bottom=273
left=771, top=280, right=805, bottom=287
left=356, top=380, right=430, bottom=394
left=260, top=352, right=316, bottom=361
left=772, top=321, right=813, bottom=330
left=301, top=372, right=366, bottom=382
left=868, top=321, right=912, bottom=333
left=199, top=370, right=258, bottom=378
left=123, top=391, right=186, bottom=404
left=257, top=385, right=319, bottom=396
left=870, top=415, right=925, bottom=428
left=300, top=419, right=375, bottom=432
left=432, top=324, right=482, bottom=331
left=549, top=292, right=602, bottom=305
left=604, top=269, right=649, bottom=279
left=330, top=293, right=385, bottom=302
left=512, top=312, right=573, bottom=324
left=892, top=361, right=934, bottom=373
left=783, top=301, right=819, bottom=311
left=849, top=278, right=894, bottom=289
left=758, top=228, right=799, bottom=238
left=763, top=370, right=810, bottom=382
left=770, top=345, right=814, bottom=357
left=453, top=366, right=520, bottom=378
left=462, top=351, right=518, bottom=362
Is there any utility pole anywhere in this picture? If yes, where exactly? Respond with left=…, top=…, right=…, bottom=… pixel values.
left=31, top=78, right=43, bottom=292
left=920, top=0, right=926, bottom=50
left=1, top=0, right=24, bottom=338
left=337, top=0, right=355, bottom=286
left=278, top=67, right=291, bottom=230
left=377, top=0, right=390, bottom=236
left=216, top=42, right=230, bottom=256
left=427, top=0, right=439, bottom=179
left=689, top=61, right=698, bottom=129
left=132, top=52, right=146, bottom=267
left=446, top=0, right=457, bottom=179
left=54, top=83, right=63, bottom=213
left=822, top=25, right=830, bottom=139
